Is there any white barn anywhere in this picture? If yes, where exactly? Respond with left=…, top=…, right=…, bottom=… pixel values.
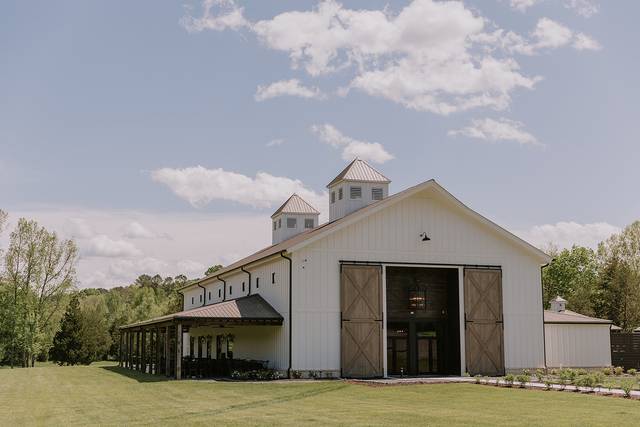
left=120, top=159, right=552, bottom=378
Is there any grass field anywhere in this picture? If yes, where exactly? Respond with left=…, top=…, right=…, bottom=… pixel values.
left=1, top=363, right=640, bottom=426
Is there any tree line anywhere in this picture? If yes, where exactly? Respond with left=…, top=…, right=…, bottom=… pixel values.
left=0, top=210, right=212, bottom=367
left=1, top=207, right=640, bottom=367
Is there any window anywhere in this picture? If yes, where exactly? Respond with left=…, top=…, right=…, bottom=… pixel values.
left=229, top=285, right=233, bottom=295
left=218, top=289, right=221, bottom=298
left=208, top=291, right=211, bottom=301
left=199, top=294, right=202, bottom=303
left=272, top=272, right=276, bottom=284
left=304, top=218, right=314, bottom=229
left=287, top=217, right=297, bottom=228
left=189, top=337, right=195, bottom=358
left=191, top=297, right=194, bottom=305
left=227, top=335, right=234, bottom=359
left=278, top=218, right=281, bottom=228
left=331, top=191, right=336, bottom=204
left=273, top=221, right=277, bottom=231
left=372, top=188, right=383, bottom=200
left=338, top=187, right=343, bottom=200
left=256, top=277, right=260, bottom=289
left=242, top=282, right=245, bottom=292
left=350, top=186, right=362, bottom=199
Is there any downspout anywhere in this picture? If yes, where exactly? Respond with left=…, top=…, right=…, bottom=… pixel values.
left=241, top=267, right=252, bottom=296
left=280, top=251, right=293, bottom=379
left=218, top=275, right=227, bottom=301
left=197, top=284, right=207, bottom=307
left=540, top=262, right=551, bottom=370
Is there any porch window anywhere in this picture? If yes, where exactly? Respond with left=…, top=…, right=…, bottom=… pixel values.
left=256, top=277, right=260, bottom=289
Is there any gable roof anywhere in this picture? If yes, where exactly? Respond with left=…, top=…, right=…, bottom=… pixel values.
left=327, top=158, right=391, bottom=188
left=271, top=194, right=320, bottom=218
left=120, top=294, right=283, bottom=329
left=183, top=179, right=551, bottom=290
left=544, top=310, right=611, bottom=325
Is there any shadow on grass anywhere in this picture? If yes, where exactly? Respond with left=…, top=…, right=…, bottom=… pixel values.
left=101, top=365, right=170, bottom=383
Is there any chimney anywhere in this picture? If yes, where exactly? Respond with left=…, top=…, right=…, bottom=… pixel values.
left=326, top=159, right=391, bottom=222
left=550, top=296, right=567, bottom=312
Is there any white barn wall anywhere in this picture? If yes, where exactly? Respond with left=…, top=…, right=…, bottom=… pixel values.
left=545, top=324, right=612, bottom=368
left=181, top=258, right=291, bottom=371
left=291, top=188, right=545, bottom=373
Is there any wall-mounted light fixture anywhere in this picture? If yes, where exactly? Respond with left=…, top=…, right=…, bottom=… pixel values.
left=419, top=232, right=431, bottom=242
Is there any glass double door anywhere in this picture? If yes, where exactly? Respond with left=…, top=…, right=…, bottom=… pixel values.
left=387, top=321, right=440, bottom=376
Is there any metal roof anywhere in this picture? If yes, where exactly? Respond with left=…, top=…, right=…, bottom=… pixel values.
left=120, top=294, right=283, bottom=329
left=544, top=310, right=612, bottom=324
left=271, top=194, right=320, bottom=218
left=327, top=159, right=391, bottom=188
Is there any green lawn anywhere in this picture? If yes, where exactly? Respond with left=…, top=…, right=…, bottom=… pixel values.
left=1, top=363, right=639, bottom=426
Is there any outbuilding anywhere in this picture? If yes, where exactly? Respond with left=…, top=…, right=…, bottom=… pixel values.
left=544, top=296, right=612, bottom=368
left=120, top=159, right=552, bottom=378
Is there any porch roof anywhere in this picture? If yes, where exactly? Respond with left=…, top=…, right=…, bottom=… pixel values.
left=120, top=294, right=284, bottom=329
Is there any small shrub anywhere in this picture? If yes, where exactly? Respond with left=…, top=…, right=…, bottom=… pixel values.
left=474, top=374, right=482, bottom=384
left=516, top=374, right=530, bottom=388
left=575, top=375, right=596, bottom=392
left=291, top=370, right=302, bottom=379
left=576, top=368, right=587, bottom=376
left=621, top=379, right=635, bottom=398
left=602, top=367, right=612, bottom=376
left=544, top=379, right=553, bottom=391
left=535, top=369, right=545, bottom=383
left=522, top=369, right=531, bottom=376
left=627, top=368, right=637, bottom=376
left=463, top=371, right=471, bottom=377
left=614, top=366, right=624, bottom=376
left=308, top=370, right=320, bottom=379
left=231, top=369, right=281, bottom=381
left=550, top=369, right=559, bottom=376
left=504, top=374, right=515, bottom=387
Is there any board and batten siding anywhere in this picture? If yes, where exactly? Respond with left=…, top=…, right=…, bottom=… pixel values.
left=545, top=323, right=611, bottom=368
left=291, top=186, right=546, bottom=373
left=181, top=258, right=290, bottom=371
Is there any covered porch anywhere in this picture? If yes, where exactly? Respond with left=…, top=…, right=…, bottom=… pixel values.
left=118, top=294, right=284, bottom=380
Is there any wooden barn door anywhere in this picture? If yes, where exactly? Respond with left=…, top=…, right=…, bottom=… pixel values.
left=341, top=265, right=383, bottom=378
left=464, top=269, right=505, bottom=376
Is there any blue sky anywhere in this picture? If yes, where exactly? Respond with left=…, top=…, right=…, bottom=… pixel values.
left=1, top=0, right=637, bottom=287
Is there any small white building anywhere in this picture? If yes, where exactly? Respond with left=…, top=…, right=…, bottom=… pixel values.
left=120, top=159, right=552, bottom=378
left=544, top=296, right=612, bottom=368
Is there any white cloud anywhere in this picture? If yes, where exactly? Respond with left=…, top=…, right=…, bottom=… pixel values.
left=6, top=208, right=272, bottom=288
left=448, top=117, right=540, bottom=146
left=564, top=0, right=599, bottom=18
left=64, top=218, right=95, bottom=239
left=573, top=33, right=602, bottom=51
left=151, top=166, right=326, bottom=215
left=84, top=234, right=142, bottom=258
left=255, top=79, right=325, bottom=101
left=176, top=259, right=206, bottom=276
left=507, top=0, right=599, bottom=17
left=515, top=221, right=620, bottom=250
left=180, top=0, right=248, bottom=32
left=509, top=0, right=540, bottom=12
left=184, top=1, right=601, bottom=114
left=122, top=221, right=165, bottom=239
left=311, top=124, right=394, bottom=164
left=266, top=138, right=285, bottom=147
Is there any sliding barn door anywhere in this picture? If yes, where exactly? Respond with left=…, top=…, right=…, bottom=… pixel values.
left=341, top=265, right=383, bottom=378
left=464, top=268, right=505, bottom=376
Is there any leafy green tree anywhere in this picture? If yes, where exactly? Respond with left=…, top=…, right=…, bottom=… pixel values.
left=543, top=246, right=598, bottom=315
left=50, top=296, right=83, bottom=365
left=78, top=295, right=112, bottom=362
left=3, top=218, right=77, bottom=367
left=205, top=264, right=223, bottom=276
left=596, top=221, right=640, bottom=330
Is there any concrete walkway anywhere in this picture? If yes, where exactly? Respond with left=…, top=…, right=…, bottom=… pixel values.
left=349, top=376, right=475, bottom=385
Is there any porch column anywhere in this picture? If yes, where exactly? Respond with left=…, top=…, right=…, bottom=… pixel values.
left=118, top=331, right=122, bottom=367
left=128, top=331, right=133, bottom=369
left=155, top=328, right=160, bottom=375
left=164, top=327, right=170, bottom=377
left=176, top=323, right=182, bottom=380
left=142, top=329, right=147, bottom=374
left=137, top=331, right=141, bottom=371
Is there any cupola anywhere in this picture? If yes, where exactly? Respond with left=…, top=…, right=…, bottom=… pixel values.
left=327, top=159, right=390, bottom=222
left=271, top=194, right=320, bottom=244
left=550, top=296, right=567, bottom=312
